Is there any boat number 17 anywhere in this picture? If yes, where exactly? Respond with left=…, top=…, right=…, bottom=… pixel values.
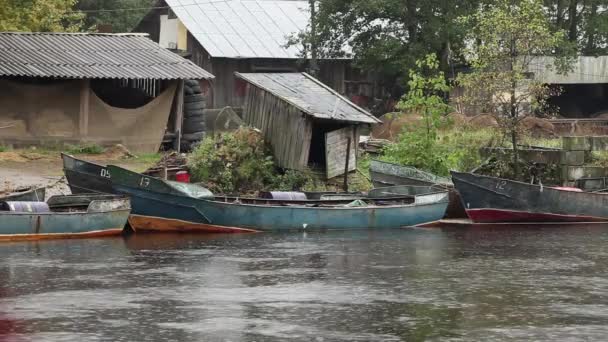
left=496, top=180, right=507, bottom=190
left=140, top=177, right=151, bottom=188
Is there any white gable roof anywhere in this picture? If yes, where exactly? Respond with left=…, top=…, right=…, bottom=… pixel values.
left=166, top=0, right=310, bottom=58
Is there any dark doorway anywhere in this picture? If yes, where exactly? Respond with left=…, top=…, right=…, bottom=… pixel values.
left=308, top=120, right=348, bottom=169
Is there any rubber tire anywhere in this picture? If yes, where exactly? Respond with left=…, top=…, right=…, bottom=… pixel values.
left=183, top=121, right=206, bottom=133
left=184, top=94, right=205, bottom=103
left=184, top=86, right=195, bottom=95
left=182, top=132, right=205, bottom=141
left=184, top=101, right=206, bottom=112
left=185, top=79, right=199, bottom=87
left=184, top=111, right=205, bottom=121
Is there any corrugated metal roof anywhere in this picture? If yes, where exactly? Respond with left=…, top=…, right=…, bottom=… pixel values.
left=0, top=32, right=214, bottom=80
left=236, top=72, right=380, bottom=124
left=530, top=56, right=608, bottom=84
left=167, top=0, right=311, bottom=59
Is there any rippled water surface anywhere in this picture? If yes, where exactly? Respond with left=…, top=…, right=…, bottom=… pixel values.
left=2, top=226, right=608, bottom=341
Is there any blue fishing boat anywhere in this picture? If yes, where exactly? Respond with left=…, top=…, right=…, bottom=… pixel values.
left=0, top=194, right=131, bottom=241
left=107, top=165, right=449, bottom=232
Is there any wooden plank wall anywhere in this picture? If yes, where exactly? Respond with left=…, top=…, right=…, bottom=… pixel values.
left=325, top=126, right=358, bottom=179
left=243, top=84, right=313, bottom=170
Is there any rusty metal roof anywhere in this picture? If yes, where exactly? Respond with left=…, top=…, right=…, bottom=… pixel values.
left=0, top=32, right=214, bottom=80
left=236, top=72, right=379, bottom=124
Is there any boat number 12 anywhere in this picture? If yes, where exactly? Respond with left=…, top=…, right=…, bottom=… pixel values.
left=100, top=168, right=111, bottom=179
left=496, top=180, right=507, bottom=190
left=140, top=177, right=151, bottom=188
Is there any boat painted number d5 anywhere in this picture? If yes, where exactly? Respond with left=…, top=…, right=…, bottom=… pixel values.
left=139, top=177, right=151, bottom=188
left=100, top=168, right=111, bottom=179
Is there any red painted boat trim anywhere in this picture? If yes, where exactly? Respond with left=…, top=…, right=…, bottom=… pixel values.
left=0, top=228, right=124, bottom=242
left=128, top=215, right=259, bottom=234
left=466, top=208, right=608, bottom=223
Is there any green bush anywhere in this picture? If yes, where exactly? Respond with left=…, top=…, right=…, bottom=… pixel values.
left=188, top=128, right=277, bottom=194
left=0, top=145, right=6, bottom=153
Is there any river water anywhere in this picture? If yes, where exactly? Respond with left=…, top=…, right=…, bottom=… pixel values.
left=1, top=226, right=608, bottom=341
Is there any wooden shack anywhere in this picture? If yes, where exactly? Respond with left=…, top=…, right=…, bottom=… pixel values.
left=134, top=0, right=378, bottom=108
left=236, top=72, right=380, bottom=178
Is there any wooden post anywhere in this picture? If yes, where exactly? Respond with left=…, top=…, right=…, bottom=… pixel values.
left=173, top=80, right=185, bottom=152
left=78, top=79, right=90, bottom=138
left=343, top=137, right=351, bottom=192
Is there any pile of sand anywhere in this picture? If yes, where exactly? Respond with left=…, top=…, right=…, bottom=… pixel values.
left=100, top=144, right=135, bottom=160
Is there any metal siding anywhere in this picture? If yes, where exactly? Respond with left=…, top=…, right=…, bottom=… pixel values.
left=0, top=32, right=214, bottom=80
left=531, top=56, right=608, bottom=84
left=166, top=0, right=311, bottom=58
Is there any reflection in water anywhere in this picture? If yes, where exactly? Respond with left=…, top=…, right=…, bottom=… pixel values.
left=0, top=227, right=607, bottom=341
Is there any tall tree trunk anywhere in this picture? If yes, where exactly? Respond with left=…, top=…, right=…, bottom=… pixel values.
left=556, top=0, right=566, bottom=29
left=584, top=0, right=598, bottom=54
left=308, top=0, right=319, bottom=77
left=568, top=0, right=579, bottom=43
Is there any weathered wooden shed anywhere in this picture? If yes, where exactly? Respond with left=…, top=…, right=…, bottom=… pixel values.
left=236, top=72, right=380, bottom=178
left=134, top=0, right=378, bottom=108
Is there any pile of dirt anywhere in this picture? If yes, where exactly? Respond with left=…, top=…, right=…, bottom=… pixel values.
left=100, top=144, right=135, bottom=160
left=446, top=112, right=469, bottom=127
left=371, top=112, right=424, bottom=141
left=0, top=152, right=27, bottom=162
left=519, top=117, right=556, bottom=138
left=468, top=114, right=499, bottom=128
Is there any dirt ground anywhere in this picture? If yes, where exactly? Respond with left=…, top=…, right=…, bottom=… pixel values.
left=0, top=150, right=160, bottom=199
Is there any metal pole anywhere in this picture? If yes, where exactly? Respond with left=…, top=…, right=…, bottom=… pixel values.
left=343, top=137, right=351, bottom=192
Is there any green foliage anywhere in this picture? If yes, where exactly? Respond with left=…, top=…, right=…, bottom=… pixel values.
left=289, top=0, right=482, bottom=92
left=456, top=0, right=573, bottom=177
left=75, top=0, right=156, bottom=32
left=0, top=145, right=6, bottom=153
left=0, top=0, right=84, bottom=32
left=381, top=54, right=454, bottom=176
left=188, top=129, right=276, bottom=194
left=66, top=143, right=104, bottom=155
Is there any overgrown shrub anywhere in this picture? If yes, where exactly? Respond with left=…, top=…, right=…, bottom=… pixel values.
left=188, top=128, right=276, bottom=194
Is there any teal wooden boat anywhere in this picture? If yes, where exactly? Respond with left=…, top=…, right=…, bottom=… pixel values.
left=0, top=194, right=131, bottom=241
left=107, top=165, right=449, bottom=232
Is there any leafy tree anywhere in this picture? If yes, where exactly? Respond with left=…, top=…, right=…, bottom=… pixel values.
left=75, top=0, right=156, bottom=33
left=290, top=0, right=484, bottom=95
left=456, top=0, right=573, bottom=178
left=0, top=0, right=83, bottom=32
left=382, top=54, right=453, bottom=175
left=544, top=0, right=608, bottom=55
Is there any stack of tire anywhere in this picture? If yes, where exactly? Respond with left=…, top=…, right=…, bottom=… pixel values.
left=182, top=79, right=206, bottom=151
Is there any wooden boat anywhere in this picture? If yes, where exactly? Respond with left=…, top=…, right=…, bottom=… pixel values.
left=62, top=153, right=251, bottom=233
left=0, top=194, right=131, bottom=241
left=61, top=153, right=112, bottom=194
left=0, top=187, right=46, bottom=201
left=451, top=171, right=608, bottom=223
left=107, top=165, right=449, bottom=231
left=370, top=159, right=466, bottom=218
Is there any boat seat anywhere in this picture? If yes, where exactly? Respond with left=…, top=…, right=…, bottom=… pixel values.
left=0, top=201, right=50, bottom=213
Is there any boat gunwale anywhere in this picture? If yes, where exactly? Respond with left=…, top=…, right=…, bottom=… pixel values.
left=117, top=184, right=449, bottom=210
left=451, top=171, right=608, bottom=198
